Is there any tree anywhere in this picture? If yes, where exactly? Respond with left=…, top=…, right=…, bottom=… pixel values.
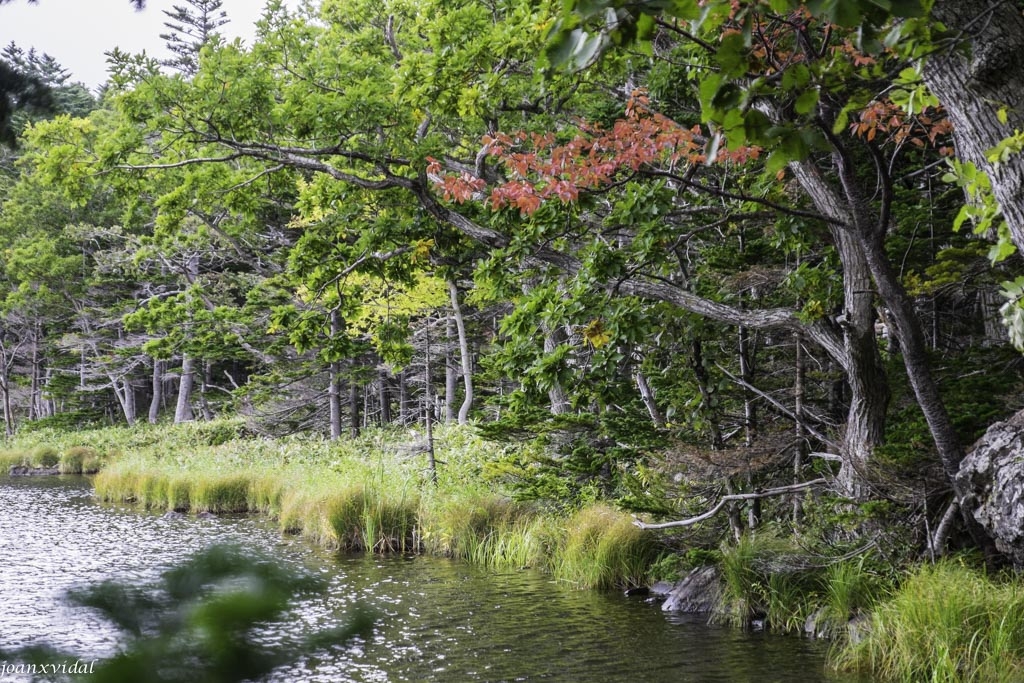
left=160, top=0, right=230, bottom=76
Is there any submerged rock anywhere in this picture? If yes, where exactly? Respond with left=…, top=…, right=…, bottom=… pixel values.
left=661, top=566, right=720, bottom=613
left=957, top=410, right=1024, bottom=567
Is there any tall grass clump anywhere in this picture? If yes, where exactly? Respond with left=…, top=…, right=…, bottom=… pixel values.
left=190, top=472, right=253, bottom=513
left=818, top=557, right=888, bottom=637
left=29, top=445, right=59, bottom=468
left=833, top=561, right=1024, bottom=681
left=553, top=504, right=659, bottom=589
left=59, top=446, right=103, bottom=474
left=716, top=532, right=831, bottom=632
left=0, top=449, right=27, bottom=470
left=419, top=492, right=551, bottom=569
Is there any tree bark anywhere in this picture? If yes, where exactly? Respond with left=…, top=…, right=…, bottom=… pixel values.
left=175, top=354, right=195, bottom=423
left=448, top=280, right=474, bottom=425
left=789, top=160, right=890, bottom=495
left=925, top=0, right=1024, bottom=255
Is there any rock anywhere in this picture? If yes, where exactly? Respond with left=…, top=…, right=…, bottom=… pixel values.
left=803, top=606, right=833, bottom=639
left=196, top=511, right=216, bottom=519
left=661, top=566, right=720, bottom=613
left=957, top=410, right=1024, bottom=567
left=846, top=614, right=871, bottom=645
left=650, top=581, right=675, bottom=597
left=8, top=465, right=59, bottom=476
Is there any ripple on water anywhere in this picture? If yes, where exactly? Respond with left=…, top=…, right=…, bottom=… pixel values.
left=0, top=477, right=861, bottom=683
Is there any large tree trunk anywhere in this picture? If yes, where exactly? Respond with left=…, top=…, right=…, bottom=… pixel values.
left=448, top=280, right=474, bottom=425
left=175, top=354, right=195, bottom=423
left=925, top=0, right=1024, bottom=255
left=790, top=161, right=890, bottom=495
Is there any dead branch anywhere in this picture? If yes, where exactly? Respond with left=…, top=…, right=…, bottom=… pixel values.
left=633, top=478, right=830, bottom=530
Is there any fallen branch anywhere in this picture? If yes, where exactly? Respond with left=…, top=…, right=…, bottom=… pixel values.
left=633, top=478, right=830, bottom=530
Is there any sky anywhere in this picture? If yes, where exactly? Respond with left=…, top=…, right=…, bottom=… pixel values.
left=0, top=0, right=277, bottom=91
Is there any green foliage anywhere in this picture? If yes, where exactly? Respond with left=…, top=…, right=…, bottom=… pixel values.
left=833, top=561, right=1024, bottom=682
left=0, top=545, right=374, bottom=683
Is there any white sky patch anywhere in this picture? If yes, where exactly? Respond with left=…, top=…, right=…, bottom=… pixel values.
left=0, top=0, right=281, bottom=92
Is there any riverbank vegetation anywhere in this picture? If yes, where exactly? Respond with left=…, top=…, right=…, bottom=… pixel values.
left=4, top=0, right=1024, bottom=680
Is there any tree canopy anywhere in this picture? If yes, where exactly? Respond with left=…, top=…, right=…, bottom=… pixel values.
left=2, top=0, right=1024, bottom=561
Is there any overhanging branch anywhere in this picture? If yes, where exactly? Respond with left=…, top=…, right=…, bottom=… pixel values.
left=633, top=478, right=830, bottom=530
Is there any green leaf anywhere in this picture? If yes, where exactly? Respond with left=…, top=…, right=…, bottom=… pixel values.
left=794, top=89, right=819, bottom=115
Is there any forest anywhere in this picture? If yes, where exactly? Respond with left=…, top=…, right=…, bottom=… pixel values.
left=3, top=0, right=1024, bottom=679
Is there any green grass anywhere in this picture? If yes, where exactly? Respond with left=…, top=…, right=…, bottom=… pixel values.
left=832, top=561, right=1024, bottom=682
left=553, top=504, right=660, bottom=589
left=0, top=449, right=27, bottom=470
left=75, top=421, right=663, bottom=590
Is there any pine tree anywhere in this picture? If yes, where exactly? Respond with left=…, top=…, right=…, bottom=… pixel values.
left=159, top=0, right=229, bottom=76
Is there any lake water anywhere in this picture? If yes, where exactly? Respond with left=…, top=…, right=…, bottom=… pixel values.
left=0, top=475, right=861, bottom=682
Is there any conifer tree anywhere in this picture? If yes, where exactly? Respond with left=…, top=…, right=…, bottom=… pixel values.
left=159, top=0, right=229, bottom=76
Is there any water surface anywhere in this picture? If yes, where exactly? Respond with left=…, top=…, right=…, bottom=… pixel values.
left=0, top=476, right=858, bottom=682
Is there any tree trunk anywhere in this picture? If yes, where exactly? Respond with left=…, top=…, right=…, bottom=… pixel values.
left=445, top=314, right=457, bottom=423
left=634, top=369, right=665, bottom=428
left=793, top=330, right=807, bottom=523
left=448, top=280, right=474, bottom=425
left=398, top=370, right=410, bottom=425
left=925, top=0, right=1024, bottom=256
left=175, top=354, right=195, bottom=423
left=349, top=367, right=360, bottom=438
left=109, top=374, right=136, bottom=427
left=149, top=359, right=164, bottom=424
left=424, top=320, right=438, bottom=485
left=0, top=357, right=13, bottom=437
left=378, top=367, right=392, bottom=424
left=543, top=324, right=571, bottom=414
left=328, top=313, right=343, bottom=440
left=199, top=361, right=214, bottom=421
left=789, top=160, right=890, bottom=495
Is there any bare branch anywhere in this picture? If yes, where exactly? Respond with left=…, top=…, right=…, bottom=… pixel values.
left=633, top=478, right=830, bottom=530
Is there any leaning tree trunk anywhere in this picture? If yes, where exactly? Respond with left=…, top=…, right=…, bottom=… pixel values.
left=448, top=280, right=474, bottom=425
left=925, top=0, right=1024, bottom=256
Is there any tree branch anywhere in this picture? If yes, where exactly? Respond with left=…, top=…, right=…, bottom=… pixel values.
left=633, top=478, right=830, bottom=530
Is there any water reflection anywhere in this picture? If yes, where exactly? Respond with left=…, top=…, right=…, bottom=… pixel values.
left=0, top=476, right=858, bottom=682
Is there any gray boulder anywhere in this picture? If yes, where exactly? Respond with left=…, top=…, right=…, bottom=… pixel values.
left=661, top=566, right=720, bottom=613
left=957, top=410, right=1024, bottom=566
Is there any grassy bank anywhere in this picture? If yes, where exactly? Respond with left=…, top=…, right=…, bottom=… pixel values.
left=3, top=421, right=659, bottom=590
left=831, top=561, right=1024, bottom=682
